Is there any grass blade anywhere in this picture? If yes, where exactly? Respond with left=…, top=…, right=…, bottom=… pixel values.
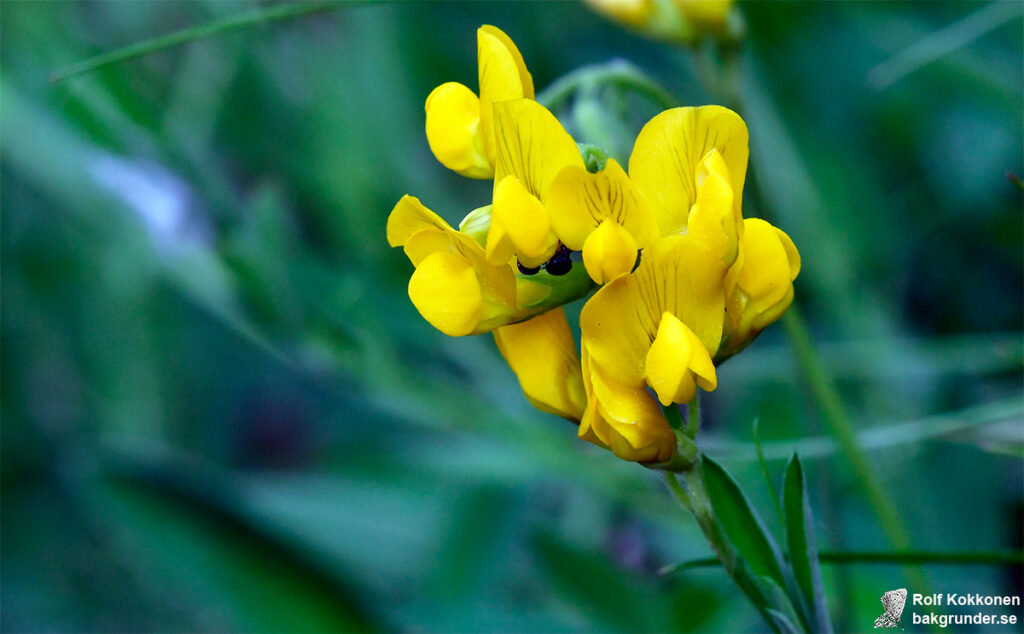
left=51, top=1, right=347, bottom=82
left=782, top=455, right=832, bottom=633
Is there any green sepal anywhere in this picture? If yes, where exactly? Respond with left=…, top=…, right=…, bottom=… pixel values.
left=516, top=263, right=596, bottom=310
left=458, top=204, right=492, bottom=248
left=577, top=143, right=610, bottom=173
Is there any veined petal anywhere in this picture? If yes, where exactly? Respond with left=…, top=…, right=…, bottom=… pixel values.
left=424, top=82, right=493, bottom=179
left=490, top=174, right=559, bottom=267
left=645, top=312, right=717, bottom=406
left=547, top=158, right=659, bottom=251
left=493, top=308, right=585, bottom=420
left=629, top=106, right=748, bottom=236
left=687, top=149, right=742, bottom=266
left=582, top=219, right=638, bottom=285
left=477, top=26, right=534, bottom=165
left=493, top=99, right=585, bottom=201
left=581, top=235, right=726, bottom=389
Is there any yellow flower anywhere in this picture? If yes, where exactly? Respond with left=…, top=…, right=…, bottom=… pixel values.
left=629, top=105, right=748, bottom=240
left=583, top=0, right=737, bottom=44
left=387, top=195, right=590, bottom=420
left=626, top=104, right=800, bottom=357
left=719, top=218, right=801, bottom=359
left=582, top=0, right=656, bottom=28
left=425, top=26, right=534, bottom=179
left=486, top=99, right=586, bottom=268
left=542, top=105, right=745, bottom=286
left=673, top=0, right=734, bottom=28
left=578, top=235, right=726, bottom=462
left=547, top=157, right=660, bottom=284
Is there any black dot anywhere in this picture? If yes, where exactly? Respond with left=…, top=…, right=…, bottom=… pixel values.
left=517, top=261, right=540, bottom=275
left=545, top=245, right=572, bottom=276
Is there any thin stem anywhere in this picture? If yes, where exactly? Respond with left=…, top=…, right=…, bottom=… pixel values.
left=673, top=467, right=783, bottom=633
left=685, top=393, right=700, bottom=438
left=537, top=61, right=680, bottom=112
left=659, top=549, right=1024, bottom=575
left=51, top=1, right=347, bottom=82
left=782, top=307, right=911, bottom=550
left=753, top=417, right=784, bottom=524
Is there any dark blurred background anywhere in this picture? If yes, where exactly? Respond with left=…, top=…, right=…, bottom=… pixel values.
left=2, top=2, right=1022, bottom=632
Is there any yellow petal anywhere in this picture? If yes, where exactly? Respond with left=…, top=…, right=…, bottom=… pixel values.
left=492, top=99, right=585, bottom=201
left=403, top=229, right=453, bottom=266
left=547, top=158, right=659, bottom=251
left=674, top=0, right=733, bottom=26
left=582, top=219, right=638, bottom=285
left=578, top=346, right=674, bottom=462
left=687, top=149, right=742, bottom=266
left=477, top=27, right=533, bottom=165
left=588, top=360, right=672, bottom=448
left=479, top=25, right=534, bottom=98
left=387, top=195, right=452, bottom=248
left=581, top=235, right=726, bottom=388
left=644, top=312, right=717, bottom=406
left=629, top=106, right=748, bottom=236
left=490, top=174, right=558, bottom=267
left=408, top=251, right=485, bottom=337
left=583, top=0, right=656, bottom=28
left=424, top=82, right=493, bottom=179
left=493, top=308, right=585, bottom=420
left=721, top=219, right=799, bottom=354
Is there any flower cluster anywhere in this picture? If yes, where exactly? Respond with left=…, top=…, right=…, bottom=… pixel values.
left=583, top=0, right=741, bottom=46
left=387, top=26, right=799, bottom=463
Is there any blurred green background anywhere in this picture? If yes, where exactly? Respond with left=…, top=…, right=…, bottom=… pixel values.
left=2, top=1, right=1022, bottom=632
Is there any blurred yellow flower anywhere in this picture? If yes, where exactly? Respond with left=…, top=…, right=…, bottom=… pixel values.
left=583, top=0, right=737, bottom=44
left=582, top=0, right=656, bottom=28
left=425, top=26, right=534, bottom=179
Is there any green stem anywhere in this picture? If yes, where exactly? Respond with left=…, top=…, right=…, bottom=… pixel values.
left=782, top=307, right=911, bottom=550
left=686, top=393, right=700, bottom=439
left=537, top=61, right=680, bottom=112
left=660, top=549, right=1024, bottom=575
left=667, top=468, right=784, bottom=633
left=51, top=1, right=347, bottom=82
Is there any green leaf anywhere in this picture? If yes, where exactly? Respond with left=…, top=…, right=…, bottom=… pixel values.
left=764, top=609, right=801, bottom=634
left=531, top=532, right=671, bottom=633
left=49, top=1, right=346, bottom=82
left=756, top=575, right=806, bottom=634
left=702, top=455, right=787, bottom=588
left=89, top=451, right=378, bottom=633
left=782, top=454, right=832, bottom=633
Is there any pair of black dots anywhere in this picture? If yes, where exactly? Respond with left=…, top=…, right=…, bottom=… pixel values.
left=518, top=244, right=572, bottom=276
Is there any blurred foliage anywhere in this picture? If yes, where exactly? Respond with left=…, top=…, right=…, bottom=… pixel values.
left=2, top=1, right=1022, bottom=632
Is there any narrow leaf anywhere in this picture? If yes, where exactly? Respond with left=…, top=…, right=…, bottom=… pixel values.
left=702, top=455, right=787, bottom=588
left=765, top=609, right=801, bottom=634
left=50, top=1, right=345, bottom=82
left=783, top=454, right=832, bottom=633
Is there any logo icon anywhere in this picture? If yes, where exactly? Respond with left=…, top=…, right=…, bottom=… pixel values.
left=874, top=588, right=907, bottom=629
